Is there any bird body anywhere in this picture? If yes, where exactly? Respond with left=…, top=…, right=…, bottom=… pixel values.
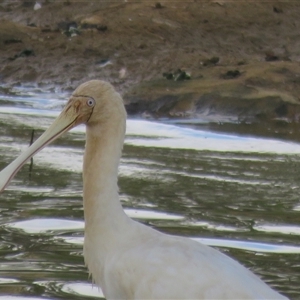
left=0, top=80, right=288, bottom=299
left=85, top=221, right=286, bottom=299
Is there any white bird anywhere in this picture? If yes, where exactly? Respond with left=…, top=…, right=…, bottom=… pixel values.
left=0, top=80, right=288, bottom=299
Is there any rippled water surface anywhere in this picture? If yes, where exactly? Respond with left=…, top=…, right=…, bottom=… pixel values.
left=0, top=86, right=299, bottom=299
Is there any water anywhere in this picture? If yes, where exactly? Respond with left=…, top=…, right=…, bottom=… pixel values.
left=0, top=86, right=299, bottom=299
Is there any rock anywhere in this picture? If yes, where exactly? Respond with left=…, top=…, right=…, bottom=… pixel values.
left=0, top=20, right=27, bottom=45
left=9, top=49, right=35, bottom=61
left=221, top=70, right=241, bottom=79
left=265, top=51, right=279, bottom=62
left=22, top=0, right=35, bottom=7
left=19, top=49, right=35, bottom=57
left=202, top=57, right=220, bottom=66
left=119, top=68, right=127, bottom=79
left=33, top=2, right=42, bottom=11
left=4, top=38, right=22, bottom=45
left=174, top=69, right=191, bottom=81
left=80, top=15, right=103, bottom=26
left=273, top=6, right=283, bottom=13
left=80, top=15, right=108, bottom=32
left=163, top=69, right=191, bottom=81
left=163, top=72, right=174, bottom=80
left=154, top=2, right=164, bottom=9
left=57, top=21, right=80, bottom=37
left=95, top=59, right=112, bottom=68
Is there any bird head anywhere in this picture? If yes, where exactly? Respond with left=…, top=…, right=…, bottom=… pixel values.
left=0, top=80, right=122, bottom=192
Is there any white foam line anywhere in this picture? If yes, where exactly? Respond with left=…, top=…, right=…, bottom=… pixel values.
left=1, top=106, right=300, bottom=154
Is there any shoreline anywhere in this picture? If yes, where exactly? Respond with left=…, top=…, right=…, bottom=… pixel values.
left=1, top=1, right=300, bottom=120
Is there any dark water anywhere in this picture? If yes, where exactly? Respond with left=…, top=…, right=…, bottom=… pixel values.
left=0, top=86, right=299, bottom=299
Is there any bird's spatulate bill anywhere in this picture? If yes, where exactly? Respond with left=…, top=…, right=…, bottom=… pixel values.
left=0, top=108, right=78, bottom=192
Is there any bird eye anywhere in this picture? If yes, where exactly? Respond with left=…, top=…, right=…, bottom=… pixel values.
left=86, top=98, right=95, bottom=107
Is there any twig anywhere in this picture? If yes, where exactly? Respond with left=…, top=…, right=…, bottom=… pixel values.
left=29, top=129, right=34, bottom=180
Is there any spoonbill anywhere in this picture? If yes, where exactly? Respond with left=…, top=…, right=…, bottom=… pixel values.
left=0, top=80, right=288, bottom=299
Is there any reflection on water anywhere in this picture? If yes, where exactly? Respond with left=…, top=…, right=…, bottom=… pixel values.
left=7, top=219, right=84, bottom=234
left=193, top=238, right=300, bottom=254
left=0, top=87, right=299, bottom=299
left=0, top=297, right=48, bottom=300
left=60, top=282, right=104, bottom=298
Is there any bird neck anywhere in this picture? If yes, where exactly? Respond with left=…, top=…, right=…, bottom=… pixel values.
left=82, top=117, right=129, bottom=238
left=81, top=92, right=135, bottom=287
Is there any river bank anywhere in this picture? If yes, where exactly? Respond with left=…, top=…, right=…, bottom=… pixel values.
left=1, top=1, right=300, bottom=120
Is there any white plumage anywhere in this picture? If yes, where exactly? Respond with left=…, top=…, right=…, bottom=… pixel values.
left=0, top=80, right=288, bottom=299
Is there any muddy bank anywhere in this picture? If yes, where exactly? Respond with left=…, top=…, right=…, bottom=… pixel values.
left=1, top=0, right=300, bottom=120
left=125, top=61, right=300, bottom=121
